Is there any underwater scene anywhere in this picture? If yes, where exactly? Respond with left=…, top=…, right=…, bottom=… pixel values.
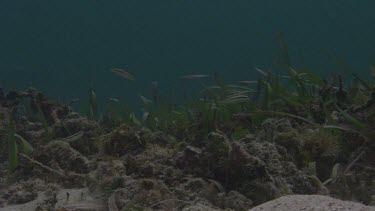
left=1, top=1, right=375, bottom=210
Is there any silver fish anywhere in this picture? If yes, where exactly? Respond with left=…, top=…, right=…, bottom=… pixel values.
left=239, top=80, right=258, bottom=85
left=109, top=98, right=119, bottom=103
left=180, top=74, right=210, bottom=80
left=111, top=68, right=135, bottom=81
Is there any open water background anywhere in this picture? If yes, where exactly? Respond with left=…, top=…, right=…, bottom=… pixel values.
left=1, top=1, right=374, bottom=110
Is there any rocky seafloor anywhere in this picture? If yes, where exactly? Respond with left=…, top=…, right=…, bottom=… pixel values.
left=1, top=87, right=375, bottom=211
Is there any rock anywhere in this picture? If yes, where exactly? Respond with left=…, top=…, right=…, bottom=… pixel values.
left=51, top=112, right=102, bottom=156
left=179, top=177, right=224, bottom=203
left=249, top=195, right=375, bottom=211
left=0, top=88, right=27, bottom=108
left=7, top=190, right=37, bottom=205
left=58, top=112, right=99, bottom=135
left=123, top=144, right=175, bottom=180
left=259, top=118, right=278, bottom=142
left=328, top=151, right=375, bottom=205
left=148, top=130, right=177, bottom=146
left=174, top=146, right=202, bottom=168
left=140, top=161, right=155, bottom=178
left=228, top=142, right=269, bottom=180
left=0, top=106, right=10, bottom=162
left=182, top=201, right=222, bottom=211
left=53, top=112, right=101, bottom=146
left=0, top=188, right=103, bottom=211
left=26, top=87, right=70, bottom=125
left=273, top=131, right=302, bottom=161
left=90, top=160, right=128, bottom=193
left=241, top=178, right=284, bottom=205
left=94, top=159, right=126, bottom=180
left=257, top=118, right=304, bottom=165
left=55, top=200, right=105, bottom=211
left=172, top=137, right=319, bottom=206
left=216, top=191, right=253, bottom=210
left=103, top=124, right=145, bottom=156
left=35, top=140, right=91, bottom=174
left=301, top=129, right=341, bottom=181
left=227, top=141, right=317, bottom=205
left=110, top=179, right=176, bottom=210
left=0, top=105, right=10, bottom=129
left=207, top=132, right=230, bottom=157
left=0, top=179, right=47, bottom=207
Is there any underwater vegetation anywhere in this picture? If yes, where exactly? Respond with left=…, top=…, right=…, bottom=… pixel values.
left=1, top=33, right=375, bottom=209
left=94, top=33, right=374, bottom=146
left=5, top=116, right=33, bottom=184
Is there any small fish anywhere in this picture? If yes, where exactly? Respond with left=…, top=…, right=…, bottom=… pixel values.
left=109, top=98, right=119, bottom=103
left=139, top=95, right=152, bottom=105
left=253, top=67, right=291, bottom=79
left=111, top=68, right=135, bottom=81
left=254, top=67, right=269, bottom=77
left=180, top=74, right=210, bottom=80
left=239, top=80, right=258, bottom=85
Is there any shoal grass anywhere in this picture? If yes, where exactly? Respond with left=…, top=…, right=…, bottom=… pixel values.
left=6, top=117, right=33, bottom=184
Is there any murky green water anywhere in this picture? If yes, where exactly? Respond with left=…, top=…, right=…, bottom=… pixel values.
left=1, top=1, right=374, bottom=110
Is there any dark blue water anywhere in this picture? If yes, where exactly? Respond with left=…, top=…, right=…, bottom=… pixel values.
left=1, top=1, right=374, bottom=110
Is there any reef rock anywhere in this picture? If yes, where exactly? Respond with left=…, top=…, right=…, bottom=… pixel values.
left=103, top=124, right=145, bottom=156
left=34, top=140, right=91, bottom=175
left=172, top=133, right=320, bottom=206
left=0, top=105, right=11, bottom=162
